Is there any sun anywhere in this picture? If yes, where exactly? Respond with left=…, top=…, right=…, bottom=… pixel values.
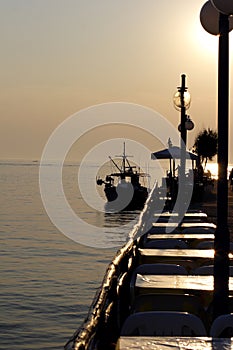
left=194, top=21, right=219, bottom=57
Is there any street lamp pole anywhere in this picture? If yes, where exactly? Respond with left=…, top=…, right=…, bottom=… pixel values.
left=180, top=75, right=187, bottom=217
left=180, top=74, right=187, bottom=147
left=214, top=12, right=230, bottom=319
left=173, top=74, right=192, bottom=216
left=200, top=0, right=233, bottom=319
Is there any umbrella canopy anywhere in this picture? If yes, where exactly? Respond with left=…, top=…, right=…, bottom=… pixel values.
left=151, top=146, right=198, bottom=160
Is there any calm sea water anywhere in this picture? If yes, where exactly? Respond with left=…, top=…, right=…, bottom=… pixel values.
left=0, top=161, right=139, bottom=350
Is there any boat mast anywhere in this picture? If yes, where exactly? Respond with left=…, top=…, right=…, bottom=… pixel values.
left=110, top=142, right=136, bottom=178
left=114, top=141, right=128, bottom=174
left=123, top=141, right=126, bottom=173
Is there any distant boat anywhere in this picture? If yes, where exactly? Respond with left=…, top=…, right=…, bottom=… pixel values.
left=96, top=142, right=149, bottom=211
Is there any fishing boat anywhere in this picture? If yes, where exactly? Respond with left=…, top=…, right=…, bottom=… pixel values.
left=64, top=178, right=233, bottom=350
left=96, top=142, right=149, bottom=211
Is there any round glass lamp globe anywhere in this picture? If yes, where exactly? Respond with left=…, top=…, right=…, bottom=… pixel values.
left=178, top=119, right=194, bottom=132
left=173, top=91, right=191, bottom=111
left=185, top=118, right=194, bottom=130
left=211, top=0, right=233, bottom=15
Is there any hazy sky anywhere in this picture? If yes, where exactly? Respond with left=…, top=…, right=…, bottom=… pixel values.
left=0, top=0, right=233, bottom=162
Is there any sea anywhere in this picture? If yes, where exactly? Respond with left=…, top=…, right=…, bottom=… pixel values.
left=0, top=160, right=140, bottom=350
left=1, top=159, right=230, bottom=350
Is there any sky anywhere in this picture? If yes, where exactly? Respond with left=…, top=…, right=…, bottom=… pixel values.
left=0, top=0, right=233, bottom=163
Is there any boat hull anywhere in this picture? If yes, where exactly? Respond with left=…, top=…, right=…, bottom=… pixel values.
left=104, top=184, right=148, bottom=211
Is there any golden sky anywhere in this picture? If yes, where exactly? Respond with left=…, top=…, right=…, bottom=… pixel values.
left=0, top=0, right=232, bottom=162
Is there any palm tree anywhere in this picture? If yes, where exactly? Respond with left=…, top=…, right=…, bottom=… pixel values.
left=193, top=128, right=218, bottom=168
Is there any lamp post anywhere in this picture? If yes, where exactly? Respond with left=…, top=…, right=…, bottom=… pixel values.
left=173, top=75, right=192, bottom=215
left=173, top=74, right=192, bottom=147
left=200, top=0, right=233, bottom=319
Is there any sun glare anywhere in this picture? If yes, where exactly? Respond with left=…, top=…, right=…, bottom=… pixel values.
left=195, top=23, right=218, bottom=57
left=205, top=163, right=218, bottom=179
left=205, top=163, right=233, bottom=180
